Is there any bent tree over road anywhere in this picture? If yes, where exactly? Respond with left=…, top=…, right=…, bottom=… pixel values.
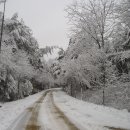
left=6, top=89, right=130, bottom=130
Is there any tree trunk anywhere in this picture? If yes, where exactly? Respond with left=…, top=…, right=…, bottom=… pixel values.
left=17, top=78, right=20, bottom=99
left=102, top=89, right=105, bottom=105
left=81, top=87, right=83, bottom=100
left=0, top=1, right=6, bottom=52
left=102, top=60, right=106, bottom=105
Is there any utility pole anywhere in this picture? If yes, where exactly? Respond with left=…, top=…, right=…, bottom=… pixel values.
left=0, top=0, right=6, bottom=53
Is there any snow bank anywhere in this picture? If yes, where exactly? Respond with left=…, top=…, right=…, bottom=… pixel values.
left=53, top=91, right=130, bottom=130
left=0, top=92, right=43, bottom=130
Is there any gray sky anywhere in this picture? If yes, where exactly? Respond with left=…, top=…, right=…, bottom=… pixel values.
left=3, top=0, right=72, bottom=49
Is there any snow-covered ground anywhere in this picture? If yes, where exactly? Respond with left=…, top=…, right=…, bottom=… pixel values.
left=0, top=92, right=43, bottom=130
left=0, top=89, right=130, bottom=130
left=53, top=91, right=130, bottom=130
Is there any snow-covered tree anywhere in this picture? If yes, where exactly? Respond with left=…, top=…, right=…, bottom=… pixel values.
left=0, top=13, right=54, bottom=101
left=66, top=0, right=116, bottom=49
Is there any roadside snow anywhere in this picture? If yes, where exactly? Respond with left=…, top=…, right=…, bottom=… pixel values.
left=1, top=89, right=130, bottom=130
left=53, top=91, right=130, bottom=130
left=0, top=92, right=43, bottom=130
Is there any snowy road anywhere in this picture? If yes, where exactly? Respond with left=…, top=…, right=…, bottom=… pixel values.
left=1, top=89, right=130, bottom=130
left=6, top=90, right=49, bottom=130
left=38, top=91, right=79, bottom=130
left=7, top=90, right=79, bottom=130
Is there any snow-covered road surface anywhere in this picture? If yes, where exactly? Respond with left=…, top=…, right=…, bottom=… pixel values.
left=0, top=89, right=130, bottom=130
left=0, top=91, right=44, bottom=130
left=53, top=91, right=130, bottom=130
left=38, top=91, right=79, bottom=130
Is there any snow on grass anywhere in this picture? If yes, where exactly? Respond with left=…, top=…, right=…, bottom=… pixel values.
left=53, top=91, right=130, bottom=130
left=0, top=92, right=43, bottom=130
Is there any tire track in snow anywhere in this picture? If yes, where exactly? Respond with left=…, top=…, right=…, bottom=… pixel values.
left=49, top=91, right=79, bottom=130
left=106, top=127, right=128, bottom=130
left=7, top=89, right=127, bottom=130
left=25, top=90, right=49, bottom=130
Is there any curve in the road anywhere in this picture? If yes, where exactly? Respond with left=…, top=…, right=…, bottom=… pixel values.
left=6, top=89, right=129, bottom=130
left=25, top=90, right=79, bottom=130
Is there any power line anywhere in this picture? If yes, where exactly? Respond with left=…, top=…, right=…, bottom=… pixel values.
left=0, top=0, right=6, bottom=52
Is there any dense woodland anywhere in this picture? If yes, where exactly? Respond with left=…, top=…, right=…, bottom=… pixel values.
left=0, top=0, right=130, bottom=111
left=0, top=13, right=54, bottom=101
left=51, top=0, right=130, bottom=111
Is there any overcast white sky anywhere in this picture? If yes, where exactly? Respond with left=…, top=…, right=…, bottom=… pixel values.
left=2, top=0, right=73, bottom=49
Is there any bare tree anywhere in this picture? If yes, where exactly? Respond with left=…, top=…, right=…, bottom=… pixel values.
left=66, top=0, right=116, bottom=49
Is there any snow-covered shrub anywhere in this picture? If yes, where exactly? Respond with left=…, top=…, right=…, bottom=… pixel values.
left=56, top=41, right=111, bottom=96
left=0, top=13, right=54, bottom=101
left=18, top=79, right=33, bottom=98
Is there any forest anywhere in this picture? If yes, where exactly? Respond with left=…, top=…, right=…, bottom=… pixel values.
left=50, top=0, right=130, bottom=111
left=0, top=0, right=130, bottom=112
